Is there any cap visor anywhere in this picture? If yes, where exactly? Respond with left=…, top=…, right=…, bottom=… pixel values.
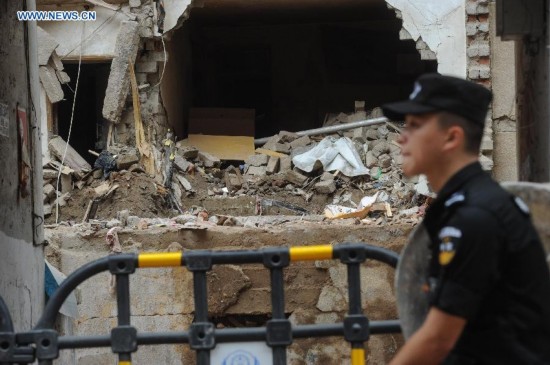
left=381, top=101, right=438, bottom=121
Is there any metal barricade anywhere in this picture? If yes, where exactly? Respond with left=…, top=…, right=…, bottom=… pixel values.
left=0, top=242, right=401, bottom=365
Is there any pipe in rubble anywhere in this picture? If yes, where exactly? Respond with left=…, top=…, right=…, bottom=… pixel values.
left=254, top=117, right=389, bottom=145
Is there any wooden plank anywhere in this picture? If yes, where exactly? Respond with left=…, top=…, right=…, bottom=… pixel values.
left=129, top=60, right=155, bottom=175
left=255, top=148, right=287, bottom=158
left=48, top=135, right=91, bottom=172
left=181, top=135, right=254, bottom=161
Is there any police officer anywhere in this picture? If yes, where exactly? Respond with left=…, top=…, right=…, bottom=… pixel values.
left=383, top=73, right=550, bottom=365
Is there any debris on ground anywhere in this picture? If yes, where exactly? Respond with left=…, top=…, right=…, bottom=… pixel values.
left=46, top=106, right=432, bottom=225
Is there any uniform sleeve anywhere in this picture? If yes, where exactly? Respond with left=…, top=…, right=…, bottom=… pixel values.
left=430, top=206, right=501, bottom=320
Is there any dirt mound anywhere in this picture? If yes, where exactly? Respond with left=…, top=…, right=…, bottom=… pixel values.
left=46, top=171, right=173, bottom=224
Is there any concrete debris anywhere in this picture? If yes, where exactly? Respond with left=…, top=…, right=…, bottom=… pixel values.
left=102, top=20, right=141, bottom=123
left=39, top=66, right=64, bottom=103
left=285, top=170, right=308, bottom=186
left=116, top=150, right=139, bottom=170
left=314, top=180, right=336, bottom=194
left=198, top=151, right=221, bottom=168
left=266, top=156, right=280, bottom=175
left=36, top=27, right=59, bottom=66
left=245, top=154, right=269, bottom=167
left=49, top=136, right=92, bottom=172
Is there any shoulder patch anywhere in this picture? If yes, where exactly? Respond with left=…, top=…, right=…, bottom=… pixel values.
left=513, top=196, right=530, bottom=215
left=438, top=226, right=461, bottom=266
left=444, top=192, right=465, bottom=208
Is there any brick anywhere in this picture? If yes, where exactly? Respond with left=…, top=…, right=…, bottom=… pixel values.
left=266, top=156, right=280, bottom=175
left=478, top=22, right=489, bottom=33
left=314, top=180, right=336, bottom=194
left=280, top=156, right=292, bottom=172
left=415, top=40, right=428, bottom=50
left=477, top=5, right=489, bottom=14
left=466, top=23, right=478, bottom=36
left=466, top=2, right=478, bottom=15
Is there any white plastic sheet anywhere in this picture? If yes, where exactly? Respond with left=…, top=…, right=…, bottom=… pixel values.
left=292, top=137, right=369, bottom=177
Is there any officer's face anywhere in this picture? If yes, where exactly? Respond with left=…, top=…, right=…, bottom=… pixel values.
left=398, top=113, right=446, bottom=177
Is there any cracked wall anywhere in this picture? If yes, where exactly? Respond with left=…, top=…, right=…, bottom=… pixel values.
left=46, top=223, right=410, bottom=364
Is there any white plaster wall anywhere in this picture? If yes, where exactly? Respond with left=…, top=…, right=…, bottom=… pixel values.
left=38, top=7, right=130, bottom=58
left=163, top=0, right=192, bottom=33
left=0, top=231, right=44, bottom=331
left=386, top=0, right=467, bottom=78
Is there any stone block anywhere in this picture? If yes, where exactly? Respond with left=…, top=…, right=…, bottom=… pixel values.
left=478, top=21, right=489, bottom=33
left=289, top=135, right=311, bottom=150
left=266, top=156, right=280, bottom=175
left=314, top=180, right=336, bottom=194
left=55, top=70, right=70, bottom=84
left=285, top=170, right=308, bottom=185
left=245, top=154, right=269, bottom=167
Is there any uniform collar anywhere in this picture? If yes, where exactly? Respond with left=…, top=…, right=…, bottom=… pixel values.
left=435, top=161, right=484, bottom=203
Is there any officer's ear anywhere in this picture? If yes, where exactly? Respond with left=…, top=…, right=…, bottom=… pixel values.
left=442, top=125, right=465, bottom=153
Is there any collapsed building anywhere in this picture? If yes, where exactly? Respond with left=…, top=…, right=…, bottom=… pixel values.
left=34, top=0, right=522, bottom=363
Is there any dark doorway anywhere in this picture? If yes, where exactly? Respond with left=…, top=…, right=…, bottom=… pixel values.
left=58, top=62, right=110, bottom=165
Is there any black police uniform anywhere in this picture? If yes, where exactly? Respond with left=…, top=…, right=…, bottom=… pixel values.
left=423, top=162, right=550, bottom=365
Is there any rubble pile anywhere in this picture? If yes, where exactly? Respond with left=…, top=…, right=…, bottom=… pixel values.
left=45, top=109, right=431, bottom=226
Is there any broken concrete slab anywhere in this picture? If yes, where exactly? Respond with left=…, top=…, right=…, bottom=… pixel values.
left=49, top=136, right=92, bottom=172
left=39, top=66, right=64, bottom=103
left=102, top=21, right=140, bottom=123
left=37, top=26, right=59, bottom=66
